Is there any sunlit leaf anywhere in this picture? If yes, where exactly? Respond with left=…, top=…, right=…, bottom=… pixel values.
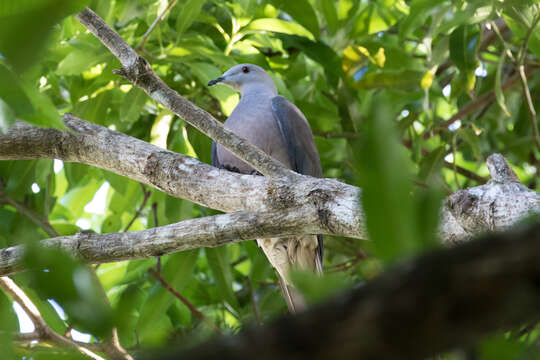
left=245, top=18, right=315, bottom=40
left=270, top=0, right=320, bottom=38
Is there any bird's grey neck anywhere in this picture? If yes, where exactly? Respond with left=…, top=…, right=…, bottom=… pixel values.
left=240, top=83, right=278, bottom=99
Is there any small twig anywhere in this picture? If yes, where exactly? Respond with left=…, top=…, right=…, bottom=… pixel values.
left=151, top=202, right=161, bottom=272
left=137, top=0, right=178, bottom=51
left=76, top=7, right=294, bottom=179
left=0, top=277, right=106, bottom=360
left=0, top=190, right=58, bottom=237
left=313, top=131, right=361, bottom=139
left=422, top=72, right=528, bottom=140
left=147, top=268, right=220, bottom=334
left=124, top=184, right=151, bottom=232
left=326, top=251, right=367, bottom=273
left=245, top=276, right=261, bottom=326
left=401, top=139, right=489, bottom=184
left=516, top=12, right=540, bottom=150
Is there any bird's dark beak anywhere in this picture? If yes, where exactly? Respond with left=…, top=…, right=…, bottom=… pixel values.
left=207, top=77, right=224, bottom=86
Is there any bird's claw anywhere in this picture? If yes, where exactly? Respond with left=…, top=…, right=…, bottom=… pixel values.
left=219, top=163, right=241, bottom=173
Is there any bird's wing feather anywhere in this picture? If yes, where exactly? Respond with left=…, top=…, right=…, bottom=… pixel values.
left=271, top=96, right=322, bottom=177
left=271, top=96, right=324, bottom=265
left=211, top=141, right=220, bottom=168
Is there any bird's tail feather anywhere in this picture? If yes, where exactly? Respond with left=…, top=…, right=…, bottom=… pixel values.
left=278, top=275, right=306, bottom=314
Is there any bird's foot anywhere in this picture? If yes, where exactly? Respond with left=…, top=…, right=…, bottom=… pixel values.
left=250, top=170, right=263, bottom=176
left=219, top=163, right=241, bottom=173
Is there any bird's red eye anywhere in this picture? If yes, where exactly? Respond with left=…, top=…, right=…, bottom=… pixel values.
left=242, top=66, right=250, bottom=73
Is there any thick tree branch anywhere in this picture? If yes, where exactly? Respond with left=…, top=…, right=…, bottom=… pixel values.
left=75, top=7, right=293, bottom=179
left=157, top=221, right=540, bottom=360
left=0, top=117, right=538, bottom=273
left=0, top=116, right=362, bottom=235
left=0, top=208, right=323, bottom=276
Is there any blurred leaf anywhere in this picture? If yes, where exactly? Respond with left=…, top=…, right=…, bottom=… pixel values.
left=494, top=51, right=511, bottom=117
left=449, top=24, right=480, bottom=73
left=245, top=18, right=314, bottom=40
left=0, top=0, right=90, bottom=72
left=205, top=246, right=240, bottom=310
left=22, top=245, right=113, bottom=338
left=0, top=64, right=65, bottom=130
left=0, top=290, right=17, bottom=359
left=244, top=241, right=272, bottom=285
left=318, top=0, right=339, bottom=34
left=418, top=146, right=446, bottom=181
left=353, top=0, right=407, bottom=35
left=354, top=69, right=423, bottom=91
left=459, top=128, right=482, bottom=159
left=270, top=0, right=320, bottom=38
left=355, top=93, right=420, bottom=262
left=291, top=270, right=352, bottom=304
left=137, top=249, right=199, bottom=345
left=399, top=0, right=447, bottom=39
left=176, top=0, right=205, bottom=39
left=120, top=87, right=147, bottom=124
left=280, top=35, right=343, bottom=87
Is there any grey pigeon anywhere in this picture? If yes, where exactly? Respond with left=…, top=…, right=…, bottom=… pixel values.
left=208, top=64, right=323, bottom=313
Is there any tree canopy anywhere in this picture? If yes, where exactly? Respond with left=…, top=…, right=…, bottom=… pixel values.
left=0, top=0, right=539, bottom=359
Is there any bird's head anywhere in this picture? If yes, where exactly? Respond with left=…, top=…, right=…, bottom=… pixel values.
left=207, top=64, right=276, bottom=94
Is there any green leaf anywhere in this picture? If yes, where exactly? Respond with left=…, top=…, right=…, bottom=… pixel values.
left=318, top=0, right=339, bottom=34
left=0, top=99, right=16, bottom=134
left=291, top=270, right=352, bottom=303
left=137, top=249, right=199, bottom=345
left=353, top=0, right=407, bottom=36
left=57, top=47, right=111, bottom=76
left=494, top=51, right=511, bottom=117
left=418, top=146, right=446, bottom=181
left=0, top=64, right=64, bottom=130
left=190, top=62, right=239, bottom=116
left=354, top=70, right=424, bottom=91
left=0, top=64, right=34, bottom=118
left=244, top=241, right=272, bottom=284
left=22, top=245, right=113, bottom=338
left=449, top=24, right=480, bottom=73
left=0, top=290, right=17, bottom=359
left=269, top=0, right=320, bottom=38
left=18, top=78, right=65, bottom=130
left=245, top=18, right=315, bottom=40
left=458, top=128, right=482, bottom=159
left=354, top=93, right=420, bottom=262
left=176, top=0, right=205, bottom=39
left=399, top=0, right=447, bottom=39
left=205, top=246, right=239, bottom=310
left=120, top=87, right=147, bottom=124
left=0, top=0, right=90, bottom=72
left=279, top=35, right=343, bottom=87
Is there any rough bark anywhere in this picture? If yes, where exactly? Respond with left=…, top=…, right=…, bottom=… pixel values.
left=0, top=117, right=539, bottom=275
left=156, top=221, right=540, bottom=360
left=0, top=209, right=321, bottom=275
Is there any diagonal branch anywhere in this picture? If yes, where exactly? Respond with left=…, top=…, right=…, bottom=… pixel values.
left=75, top=7, right=293, bottom=180
left=0, top=277, right=108, bottom=360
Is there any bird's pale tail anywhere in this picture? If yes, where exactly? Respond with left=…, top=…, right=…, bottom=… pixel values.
left=278, top=275, right=306, bottom=314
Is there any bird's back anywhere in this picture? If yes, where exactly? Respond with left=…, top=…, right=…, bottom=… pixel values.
left=215, top=95, right=292, bottom=173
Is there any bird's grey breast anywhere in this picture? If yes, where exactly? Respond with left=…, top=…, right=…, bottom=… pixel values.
left=215, top=95, right=292, bottom=173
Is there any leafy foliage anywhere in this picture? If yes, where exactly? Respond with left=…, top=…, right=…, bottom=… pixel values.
left=0, top=0, right=539, bottom=358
